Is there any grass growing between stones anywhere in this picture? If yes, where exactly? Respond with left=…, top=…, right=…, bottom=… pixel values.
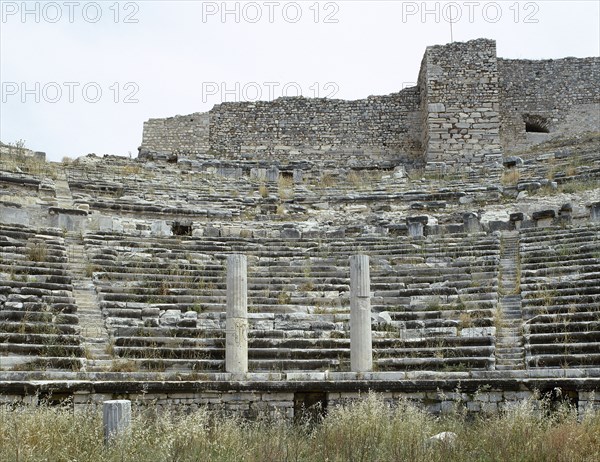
left=0, top=394, right=599, bottom=462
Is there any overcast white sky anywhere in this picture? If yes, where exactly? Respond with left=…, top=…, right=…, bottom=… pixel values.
left=1, top=0, right=599, bottom=161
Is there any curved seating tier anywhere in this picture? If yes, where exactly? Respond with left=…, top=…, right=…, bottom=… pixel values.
left=63, top=159, right=505, bottom=225
left=84, top=231, right=500, bottom=373
left=509, top=133, right=599, bottom=190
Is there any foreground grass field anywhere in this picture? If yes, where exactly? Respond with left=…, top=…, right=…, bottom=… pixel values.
left=1, top=395, right=599, bottom=462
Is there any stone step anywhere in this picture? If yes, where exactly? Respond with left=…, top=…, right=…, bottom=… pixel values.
left=498, top=345, right=524, bottom=350
left=502, top=314, right=522, bottom=321
left=69, top=240, right=110, bottom=347
left=498, top=337, right=522, bottom=344
left=495, top=364, right=524, bottom=370
left=496, top=355, right=523, bottom=362
left=84, top=359, right=114, bottom=370
left=496, top=345, right=524, bottom=355
left=496, top=352, right=524, bottom=360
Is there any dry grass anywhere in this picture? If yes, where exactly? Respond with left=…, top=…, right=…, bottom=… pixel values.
left=501, top=168, right=520, bottom=186
left=0, top=142, right=58, bottom=179
left=122, top=164, right=142, bottom=175
left=258, top=183, right=269, bottom=198
left=320, top=173, right=337, bottom=188
left=278, top=175, right=294, bottom=200
left=0, top=394, right=598, bottom=461
left=26, top=240, right=48, bottom=262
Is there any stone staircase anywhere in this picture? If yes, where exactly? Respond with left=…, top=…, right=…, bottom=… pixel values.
left=57, top=175, right=112, bottom=370
left=54, top=170, right=74, bottom=208
left=67, top=238, right=112, bottom=371
left=495, top=231, right=525, bottom=370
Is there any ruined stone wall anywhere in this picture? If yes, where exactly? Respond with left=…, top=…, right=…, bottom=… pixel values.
left=208, top=91, right=421, bottom=166
left=420, top=39, right=503, bottom=167
left=140, top=112, right=210, bottom=159
left=140, top=90, right=422, bottom=167
left=498, top=57, right=600, bottom=151
left=139, top=38, right=599, bottom=166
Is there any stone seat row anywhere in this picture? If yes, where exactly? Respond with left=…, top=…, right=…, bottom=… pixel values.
left=0, top=223, right=82, bottom=371
left=511, top=136, right=599, bottom=180
left=90, top=270, right=497, bottom=315
left=84, top=229, right=496, bottom=246
left=62, top=165, right=508, bottom=222
left=108, top=336, right=494, bottom=372
left=79, top=199, right=241, bottom=218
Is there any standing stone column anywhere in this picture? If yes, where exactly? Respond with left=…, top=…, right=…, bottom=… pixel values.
left=226, top=254, right=248, bottom=374
left=350, top=255, right=372, bottom=372
left=103, top=400, right=131, bottom=444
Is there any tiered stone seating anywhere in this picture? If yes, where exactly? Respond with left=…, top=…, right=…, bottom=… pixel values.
left=66, top=161, right=251, bottom=220
left=505, top=133, right=599, bottom=192
left=63, top=158, right=504, bottom=234
left=85, top=231, right=499, bottom=373
left=520, top=225, right=600, bottom=368
left=0, top=223, right=82, bottom=371
left=0, top=169, right=57, bottom=210
left=366, top=233, right=499, bottom=371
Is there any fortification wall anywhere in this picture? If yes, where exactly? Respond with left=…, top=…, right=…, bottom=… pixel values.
left=498, top=57, right=600, bottom=151
left=141, top=90, right=422, bottom=167
left=420, top=39, right=502, bottom=167
left=139, top=39, right=599, bottom=165
left=207, top=90, right=421, bottom=166
left=140, top=112, right=210, bottom=160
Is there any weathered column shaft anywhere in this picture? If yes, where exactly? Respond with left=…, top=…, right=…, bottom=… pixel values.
left=103, top=400, right=131, bottom=444
left=350, top=254, right=372, bottom=372
left=226, top=254, right=248, bottom=374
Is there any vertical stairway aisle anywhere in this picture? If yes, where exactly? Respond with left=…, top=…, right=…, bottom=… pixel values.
left=67, top=237, right=112, bottom=370
left=56, top=170, right=111, bottom=370
left=495, top=231, right=525, bottom=370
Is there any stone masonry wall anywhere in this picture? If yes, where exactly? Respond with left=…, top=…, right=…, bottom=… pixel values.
left=2, top=383, right=598, bottom=419
left=139, top=39, right=599, bottom=166
left=420, top=39, right=503, bottom=167
left=140, top=112, right=210, bottom=160
left=498, top=57, right=600, bottom=151
left=207, top=90, right=421, bottom=166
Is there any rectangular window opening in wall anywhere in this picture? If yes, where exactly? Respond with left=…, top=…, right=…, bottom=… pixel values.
left=172, top=221, right=192, bottom=236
